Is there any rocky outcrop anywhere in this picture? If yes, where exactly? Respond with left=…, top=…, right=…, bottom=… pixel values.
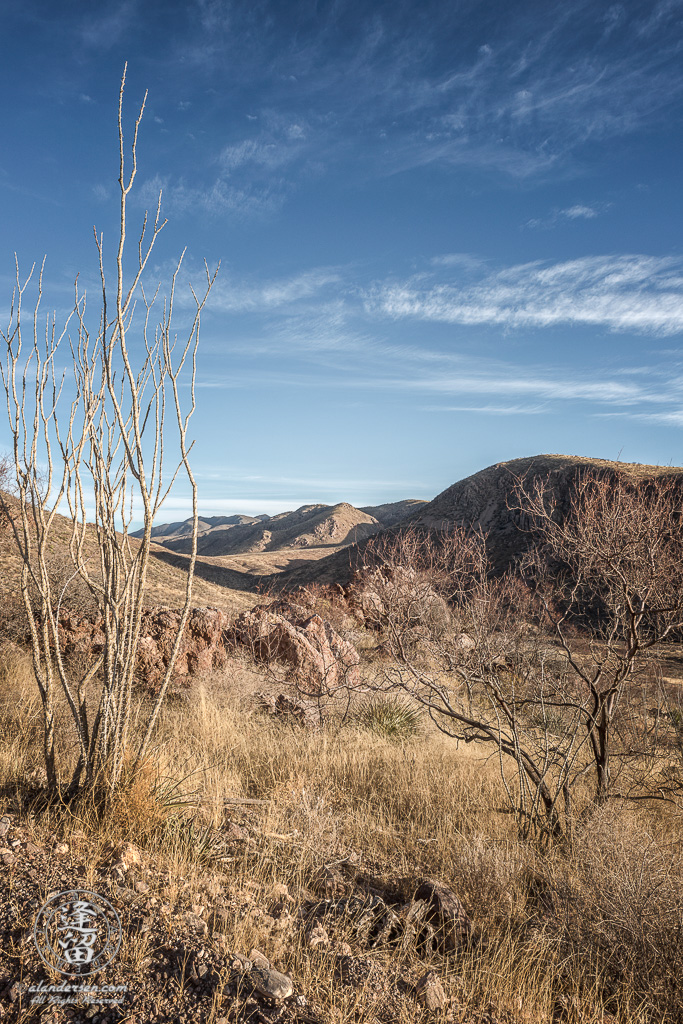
left=55, top=605, right=229, bottom=690
left=135, top=606, right=229, bottom=689
left=55, top=598, right=360, bottom=695
left=345, top=565, right=451, bottom=635
left=227, top=605, right=361, bottom=694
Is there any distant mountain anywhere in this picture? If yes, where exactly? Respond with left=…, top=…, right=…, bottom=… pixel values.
left=142, top=498, right=426, bottom=556
left=270, top=454, right=683, bottom=588
left=134, top=514, right=269, bottom=542
left=159, top=502, right=383, bottom=556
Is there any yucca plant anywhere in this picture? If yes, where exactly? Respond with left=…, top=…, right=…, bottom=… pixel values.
left=357, top=695, right=422, bottom=740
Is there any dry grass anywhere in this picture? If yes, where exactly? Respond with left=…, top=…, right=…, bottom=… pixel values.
left=2, top=650, right=682, bottom=1023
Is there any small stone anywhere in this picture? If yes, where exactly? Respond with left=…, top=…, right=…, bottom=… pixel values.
left=22, top=841, right=41, bottom=856
left=249, top=948, right=270, bottom=969
left=269, top=899, right=291, bottom=919
left=224, top=821, right=248, bottom=841
left=1, top=852, right=15, bottom=866
left=414, top=971, right=447, bottom=1011
left=0, top=816, right=10, bottom=838
left=249, top=965, right=293, bottom=1003
left=53, top=842, right=69, bottom=855
left=117, top=842, right=142, bottom=869
left=414, top=879, right=472, bottom=951
left=185, top=912, right=208, bottom=936
left=231, top=953, right=252, bottom=971
left=134, top=880, right=150, bottom=894
left=6, top=982, right=21, bottom=1002
left=9, top=839, right=20, bottom=849
left=307, top=921, right=329, bottom=949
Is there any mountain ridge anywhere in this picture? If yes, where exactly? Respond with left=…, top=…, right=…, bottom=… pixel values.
left=140, top=499, right=428, bottom=557
left=265, top=453, right=683, bottom=589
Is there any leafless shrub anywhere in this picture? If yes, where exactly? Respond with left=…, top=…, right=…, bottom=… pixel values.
left=515, top=470, right=683, bottom=809
left=358, top=473, right=683, bottom=840
left=357, top=528, right=575, bottom=839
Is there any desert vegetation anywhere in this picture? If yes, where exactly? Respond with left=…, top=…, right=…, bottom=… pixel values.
left=0, top=68, right=217, bottom=803
left=1, top=463, right=683, bottom=1023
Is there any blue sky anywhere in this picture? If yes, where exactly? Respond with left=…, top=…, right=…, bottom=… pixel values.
left=2, top=0, right=683, bottom=521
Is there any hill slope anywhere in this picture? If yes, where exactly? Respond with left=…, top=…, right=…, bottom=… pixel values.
left=137, top=514, right=268, bottom=542
left=0, top=492, right=259, bottom=616
left=360, top=499, right=428, bottom=526
left=270, top=454, right=683, bottom=588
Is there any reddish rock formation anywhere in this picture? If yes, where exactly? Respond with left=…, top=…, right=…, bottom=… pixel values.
left=54, top=600, right=360, bottom=696
left=56, top=605, right=228, bottom=690
left=227, top=605, right=360, bottom=695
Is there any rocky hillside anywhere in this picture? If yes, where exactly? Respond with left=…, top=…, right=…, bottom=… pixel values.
left=404, top=453, right=683, bottom=569
left=270, top=453, right=683, bottom=588
left=360, top=499, right=428, bottom=526
left=0, top=491, right=259, bottom=617
left=149, top=500, right=425, bottom=557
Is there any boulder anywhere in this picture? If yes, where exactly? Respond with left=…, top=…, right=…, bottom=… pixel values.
left=135, top=606, right=228, bottom=689
left=414, top=971, right=447, bottom=1010
left=227, top=606, right=360, bottom=694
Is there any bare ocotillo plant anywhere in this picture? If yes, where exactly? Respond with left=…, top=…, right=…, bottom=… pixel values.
left=0, top=66, right=218, bottom=800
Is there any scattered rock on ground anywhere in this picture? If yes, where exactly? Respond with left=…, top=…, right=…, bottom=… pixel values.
left=414, top=970, right=448, bottom=1010
left=256, top=691, right=322, bottom=728
left=414, top=878, right=472, bottom=951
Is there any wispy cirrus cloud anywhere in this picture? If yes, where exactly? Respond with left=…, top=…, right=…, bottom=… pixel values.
left=527, top=202, right=608, bottom=229
left=419, top=403, right=548, bottom=415
left=375, top=370, right=650, bottom=404
left=205, top=267, right=344, bottom=314
left=79, top=1, right=137, bottom=49
left=596, top=409, right=683, bottom=428
left=562, top=204, right=600, bottom=219
left=155, top=0, right=683, bottom=215
left=137, top=172, right=285, bottom=219
left=367, top=254, right=683, bottom=335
